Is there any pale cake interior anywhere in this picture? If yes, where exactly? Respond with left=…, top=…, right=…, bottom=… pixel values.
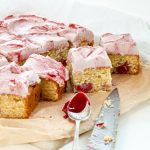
left=44, top=47, right=69, bottom=62
left=0, top=85, right=40, bottom=118
left=40, top=79, right=65, bottom=101
left=69, top=65, right=112, bottom=92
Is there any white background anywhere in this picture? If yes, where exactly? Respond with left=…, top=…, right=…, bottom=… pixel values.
left=0, top=0, right=150, bottom=150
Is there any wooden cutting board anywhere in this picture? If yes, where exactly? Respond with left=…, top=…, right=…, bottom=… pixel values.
left=0, top=63, right=150, bottom=146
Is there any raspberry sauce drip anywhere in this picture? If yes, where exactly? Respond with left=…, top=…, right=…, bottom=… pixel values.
left=62, top=92, right=90, bottom=119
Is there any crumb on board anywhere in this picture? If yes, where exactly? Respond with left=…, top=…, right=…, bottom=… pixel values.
left=104, top=135, right=113, bottom=144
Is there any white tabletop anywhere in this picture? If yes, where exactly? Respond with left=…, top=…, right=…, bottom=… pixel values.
left=0, top=0, right=150, bottom=149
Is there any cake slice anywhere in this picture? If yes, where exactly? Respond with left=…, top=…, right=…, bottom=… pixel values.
left=56, top=23, right=94, bottom=47
left=0, top=62, right=40, bottom=118
left=23, top=54, right=68, bottom=101
left=67, top=46, right=112, bottom=92
left=25, top=33, right=70, bottom=65
left=100, top=33, right=139, bottom=74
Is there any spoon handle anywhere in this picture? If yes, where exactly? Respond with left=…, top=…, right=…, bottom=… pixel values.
left=72, top=120, right=80, bottom=150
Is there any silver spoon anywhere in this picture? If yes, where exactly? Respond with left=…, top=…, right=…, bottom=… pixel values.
left=67, top=93, right=91, bottom=150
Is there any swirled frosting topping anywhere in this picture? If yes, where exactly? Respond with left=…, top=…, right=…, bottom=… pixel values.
left=100, top=33, right=139, bottom=55
left=0, top=62, right=40, bottom=97
left=23, top=54, right=68, bottom=86
left=67, top=46, right=112, bottom=72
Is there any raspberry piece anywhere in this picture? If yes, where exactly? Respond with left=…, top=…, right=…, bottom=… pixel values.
left=69, top=24, right=77, bottom=29
left=60, top=59, right=67, bottom=66
left=96, top=122, right=105, bottom=128
left=75, top=83, right=93, bottom=93
left=116, top=62, right=130, bottom=74
left=10, top=79, right=15, bottom=84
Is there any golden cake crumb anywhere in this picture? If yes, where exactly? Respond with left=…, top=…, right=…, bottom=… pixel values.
left=104, top=135, right=113, bottom=144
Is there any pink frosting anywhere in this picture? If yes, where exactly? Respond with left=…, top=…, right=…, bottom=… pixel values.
left=56, top=24, right=94, bottom=47
left=6, top=18, right=46, bottom=35
left=67, top=46, right=112, bottom=72
left=3, top=15, right=94, bottom=46
left=0, top=20, right=8, bottom=32
left=0, top=32, right=15, bottom=44
left=0, top=54, right=9, bottom=67
left=0, top=38, right=39, bottom=62
left=23, top=54, right=68, bottom=86
left=26, top=33, right=69, bottom=52
left=0, top=15, right=94, bottom=62
left=0, top=35, right=69, bottom=63
left=100, top=33, right=139, bottom=55
left=0, top=62, right=40, bottom=97
left=3, top=15, right=46, bottom=30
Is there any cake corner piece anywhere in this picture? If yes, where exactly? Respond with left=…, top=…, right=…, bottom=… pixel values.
left=23, top=54, right=68, bottom=101
left=0, top=62, right=40, bottom=118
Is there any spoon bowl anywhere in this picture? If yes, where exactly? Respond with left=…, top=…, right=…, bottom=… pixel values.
left=68, top=102, right=91, bottom=121
left=67, top=92, right=91, bottom=150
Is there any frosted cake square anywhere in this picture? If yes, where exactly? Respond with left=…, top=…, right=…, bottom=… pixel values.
left=26, top=33, right=70, bottom=64
left=23, top=54, right=68, bottom=101
left=67, top=46, right=112, bottom=92
left=100, top=33, right=139, bottom=74
left=0, top=62, right=40, bottom=118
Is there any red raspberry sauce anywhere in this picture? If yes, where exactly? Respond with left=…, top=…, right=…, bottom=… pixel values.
left=69, top=24, right=77, bottom=29
left=96, top=122, right=105, bottom=128
left=60, top=59, right=67, bottom=66
left=62, top=92, right=90, bottom=119
left=75, top=83, right=93, bottom=93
